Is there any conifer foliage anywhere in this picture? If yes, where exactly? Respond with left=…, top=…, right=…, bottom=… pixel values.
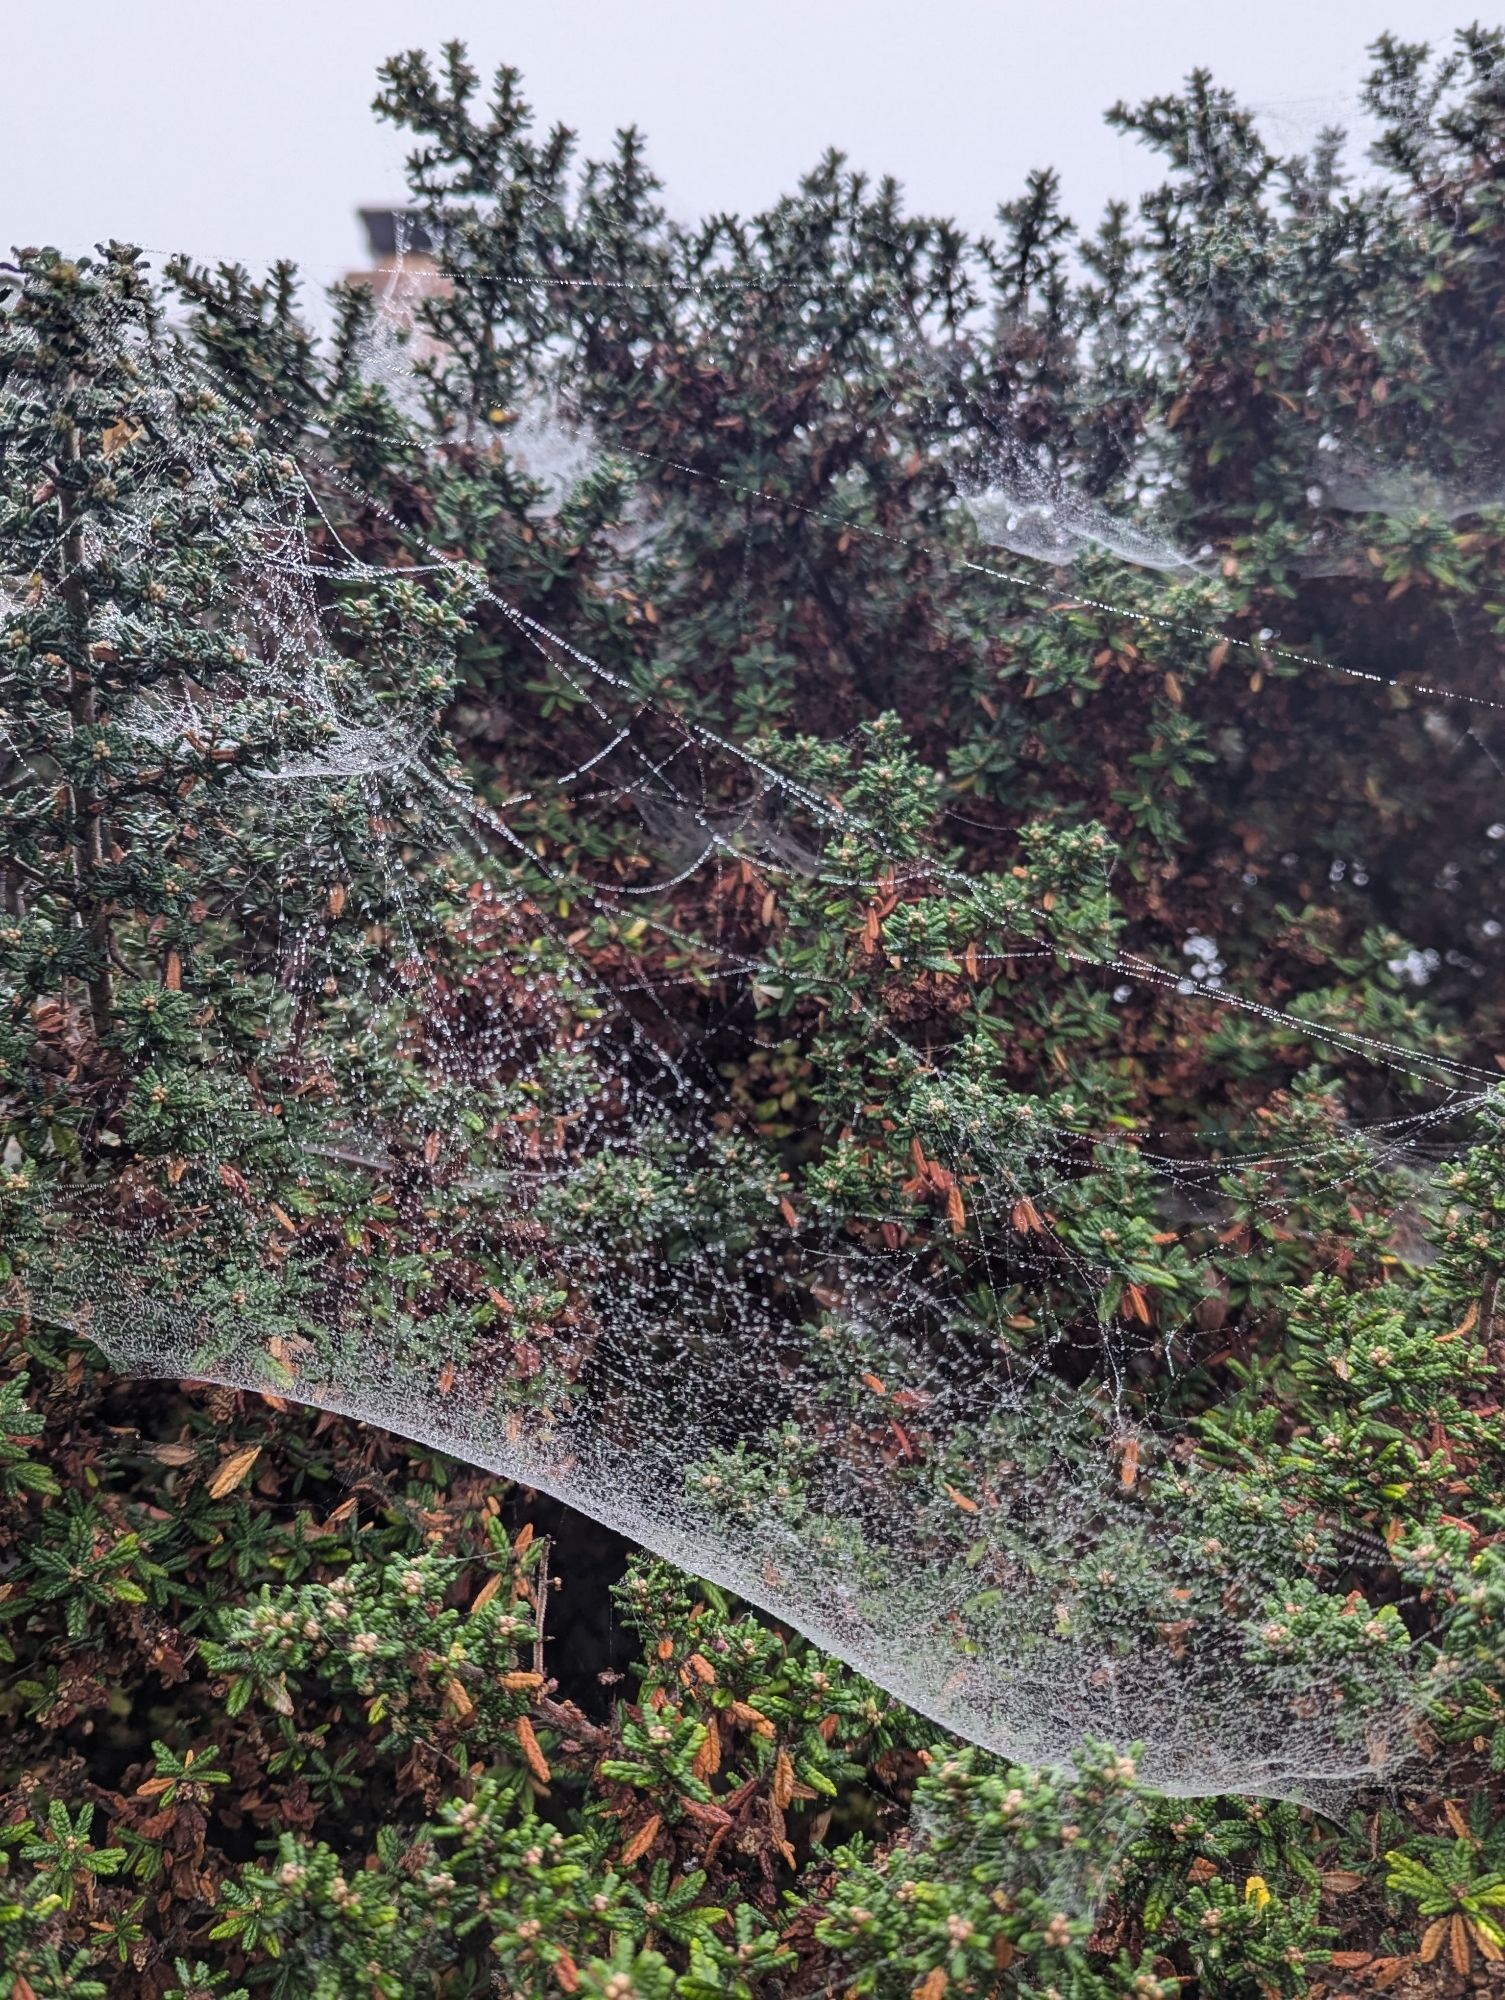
left=1, top=27, right=1505, bottom=1999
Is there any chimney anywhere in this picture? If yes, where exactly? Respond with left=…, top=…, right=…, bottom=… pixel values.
left=356, top=209, right=437, bottom=266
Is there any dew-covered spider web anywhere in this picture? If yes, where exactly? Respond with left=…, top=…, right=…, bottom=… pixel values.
left=11, top=89, right=1505, bottom=1812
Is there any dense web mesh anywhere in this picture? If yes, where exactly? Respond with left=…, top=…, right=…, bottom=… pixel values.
left=8, top=76, right=1504, bottom=1812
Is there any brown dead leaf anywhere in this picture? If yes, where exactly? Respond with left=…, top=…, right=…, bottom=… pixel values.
left=691, top=1716, right=721, bottom=1780
left=471, top=1572, right=505, bottom=1616
left=146, top=1442, right=197, bottom=1467
left=515, top=1715, right=551, bottom=1785
left=206, top=1445, right=260, bottom=1500
left=773, top=1749, right=795, bottom=1809
left=1123, top=1282, right=1153, bottom=1327
left=728, top=1700, right=775, bottom=1738
left=677, top=1796, right=732, bottom=1830
left=101, top=418, right=139, bottom=457
left=619, top=1813, right=661, bottom=1866
left=1320, top=1872, right=1366, bottom=1896
left=1450, top=1913, right=1470, bottom=1975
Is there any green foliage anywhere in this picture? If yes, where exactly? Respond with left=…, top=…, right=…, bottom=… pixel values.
left=1123, top=1797, right=1334, bottom=1999
left=5, top=22, right=1505, bottom=2000
left=815, top=1746, right=1163, bottom=1999
left=1385, top=1824, right=1505, bottom=1972
left=200, top=1548, right=539, bottom=1740
left=0, top=1375, right=58, bottom=1502
left=13, top=1803, right=126, bottom=1912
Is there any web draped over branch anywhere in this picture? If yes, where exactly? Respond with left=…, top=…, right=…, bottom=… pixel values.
left=11, top=254, right=1501, bottom=1812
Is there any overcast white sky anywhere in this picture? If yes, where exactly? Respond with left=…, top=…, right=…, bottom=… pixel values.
left=4, top=0, right=1482, bottom=299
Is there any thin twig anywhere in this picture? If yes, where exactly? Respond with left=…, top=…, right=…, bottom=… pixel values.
left=532, top=1533, right=552, bottom=1681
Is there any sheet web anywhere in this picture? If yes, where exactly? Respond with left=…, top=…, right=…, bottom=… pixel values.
left=12, top=234, right=1500, bottom=1813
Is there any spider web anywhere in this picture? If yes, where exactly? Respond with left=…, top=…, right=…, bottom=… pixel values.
left=12, top=228, right=1499, bottom=1815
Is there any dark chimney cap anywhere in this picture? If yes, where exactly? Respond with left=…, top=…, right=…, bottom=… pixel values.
left=358, top=209, right=436, bottom=259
